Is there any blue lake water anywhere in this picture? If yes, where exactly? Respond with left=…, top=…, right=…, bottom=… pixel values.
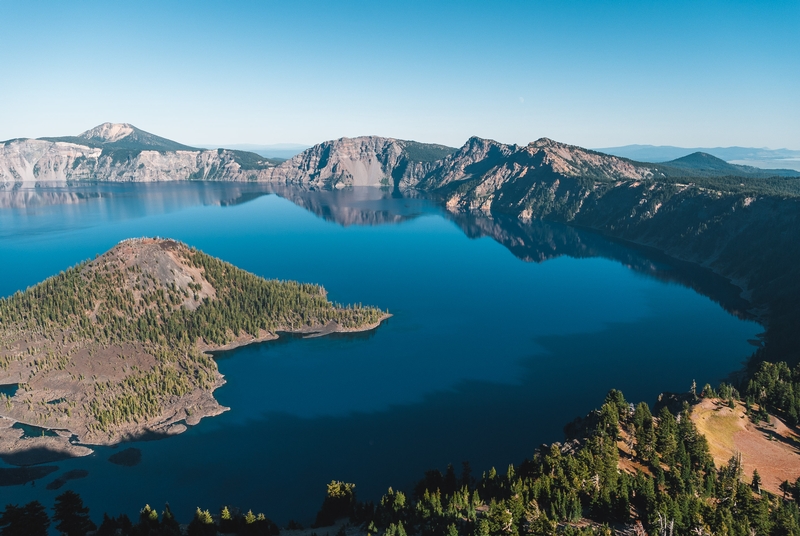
left=0, top=183, right=760, bottom=524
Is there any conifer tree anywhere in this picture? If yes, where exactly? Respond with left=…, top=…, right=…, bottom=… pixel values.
left=53, top=491, right=96, bottom=536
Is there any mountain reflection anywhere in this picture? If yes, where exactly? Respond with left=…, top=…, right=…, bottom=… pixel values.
left=262, top=183, right=436, bottom=226
left=266, top=185, right=755, bottom=323
left=0, top=182, right=275, bottom=213
left=447, top=211, right=754, bottom=322
left=1, top=183, right=755, bottom=324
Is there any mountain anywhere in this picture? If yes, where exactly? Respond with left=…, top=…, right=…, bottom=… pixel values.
left=262, top=135, right=800, bottom=363
left=597, top=144, right=800, bottom=172
left=4, top=125, right=800, bottom=361
left=0, top=238, right=386, bottom=457
left=263, top=135, right=457, bottom=187
left=658, top=152, right=800, bottom=178
left=0, top=123, right=280, bottom=185
left=56, top=122, right=200, bottom=152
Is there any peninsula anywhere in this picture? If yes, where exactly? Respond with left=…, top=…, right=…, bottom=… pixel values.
left=0, top=238, right=388, bottom=462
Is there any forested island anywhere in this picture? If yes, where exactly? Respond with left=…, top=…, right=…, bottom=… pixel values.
left=0, top=238, right=387, bottom=458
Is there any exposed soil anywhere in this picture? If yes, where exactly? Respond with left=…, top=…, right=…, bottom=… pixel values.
left=691, top=398, right=800, bottom=494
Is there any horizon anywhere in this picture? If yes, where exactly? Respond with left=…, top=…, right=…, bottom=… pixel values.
left=1, top=1, right=797, bottom=150
left=7, top=120, right=800, bottom=154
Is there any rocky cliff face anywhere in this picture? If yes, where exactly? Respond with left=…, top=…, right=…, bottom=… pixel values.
left=0, top=139, right=277, bottom=185
left=263, top=135, right=449, bottom=188
left=3, top=126, right=798, bottom=359
left=0, top=123, right=276, bottom=186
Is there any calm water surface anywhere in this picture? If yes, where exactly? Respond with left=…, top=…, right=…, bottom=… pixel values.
left=0, top=183, right=760, bottom=524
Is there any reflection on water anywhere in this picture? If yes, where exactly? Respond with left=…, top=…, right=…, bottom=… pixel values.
left=0, top=180, right=759, bottom=325
left=446, top=211, right=755, bottom=322
left=262, top=185, right=754, bottom=322
left=0, top=183, right=761, bottom=525
left=0, top=181, right=274, bottom=212
left=262, top=183, right=436, bottom=226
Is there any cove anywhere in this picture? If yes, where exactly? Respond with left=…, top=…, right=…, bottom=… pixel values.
left=0, top=183, right=760, bottom=524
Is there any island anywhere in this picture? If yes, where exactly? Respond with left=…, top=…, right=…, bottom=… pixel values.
left=0, top=238, right=388, bottom=462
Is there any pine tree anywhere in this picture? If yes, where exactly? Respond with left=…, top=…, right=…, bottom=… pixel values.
left=160, top=504, right=181, bottom=536
left=0, top=501, right=50, bottom=536
left=187, top=508, right=216, bottom=536
left=751, top=469, right=762, bottom=494
left=53, top=491, right=96, bottom=536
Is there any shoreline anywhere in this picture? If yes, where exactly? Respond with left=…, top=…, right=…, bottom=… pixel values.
left=0, top=314, right=392, bottom=464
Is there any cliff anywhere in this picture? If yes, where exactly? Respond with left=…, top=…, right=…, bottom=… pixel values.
left=262, top=135, right=454, bottom=187
left=261, top=135, right=800, bottom=362
left=4, top=124, right=799, bottom=360
left=0, top=123, right=279, bottom=186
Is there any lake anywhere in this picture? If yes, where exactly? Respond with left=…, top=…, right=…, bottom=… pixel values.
left=0, top=182, right=760, bottom=525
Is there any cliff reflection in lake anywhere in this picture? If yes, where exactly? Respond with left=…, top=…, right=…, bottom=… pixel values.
left=0, top=183, right=760, bottom=524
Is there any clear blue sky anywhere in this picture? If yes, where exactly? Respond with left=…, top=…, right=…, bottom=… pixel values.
left=1, top=0, right=797, bottom=149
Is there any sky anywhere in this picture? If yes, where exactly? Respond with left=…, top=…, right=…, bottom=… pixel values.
left=0, top=1, right=798, bottom=149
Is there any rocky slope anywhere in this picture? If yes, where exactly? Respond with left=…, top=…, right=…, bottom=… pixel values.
left=4, top=125, right=799, bottom=359
left=263, top=135, right=454, bottom=187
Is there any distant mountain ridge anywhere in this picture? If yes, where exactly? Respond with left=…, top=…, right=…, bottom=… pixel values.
left=3, top=124, right=797, bottom=188
left=659, top=152, right=791, bottom=177
left=597, top=144, right=800, bottom=171
left=200, top=143, right=311, bottom=160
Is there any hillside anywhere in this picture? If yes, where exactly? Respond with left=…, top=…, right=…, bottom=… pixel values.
left=691, top=398, right=800, bottom=494
left=43, top=123, right=201, bottom=152
left=0, top=238, right=387, bottom=458
left=262, top=135, right=456, bottom=187
left=657, top=152, right=799, bottom=178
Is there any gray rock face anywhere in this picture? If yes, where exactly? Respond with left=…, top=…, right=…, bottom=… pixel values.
left=0, top=139, right=274, bottom=186
left=0, top=140, right=101, bottom=185
left=263, top=136, right=438, bottom=188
